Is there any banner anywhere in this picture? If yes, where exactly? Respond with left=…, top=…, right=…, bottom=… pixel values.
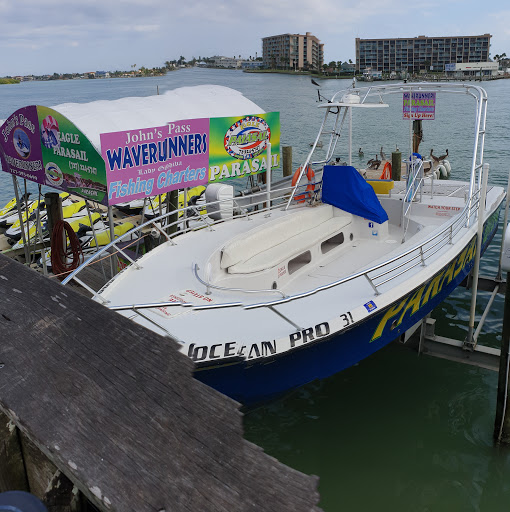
left=101, top=119, right=209, bottom=205
left=1, top=107, right=281, bottom=206
left=208, top=112, right=280, bottom=183
left=403, top=92, right=436, bottom=120
left=0, top=106, right=108, bottom=204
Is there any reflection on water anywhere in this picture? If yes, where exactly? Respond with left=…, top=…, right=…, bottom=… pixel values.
left=2, top=70, right=510, bottom=510
left=244, top=344, right=510, bottom=511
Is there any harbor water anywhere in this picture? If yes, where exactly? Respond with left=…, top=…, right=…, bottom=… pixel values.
left=1, top=69, right=510, bottom=510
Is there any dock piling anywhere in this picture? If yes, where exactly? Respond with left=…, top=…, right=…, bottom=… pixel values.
left=283, top=146, right=292, bottom=177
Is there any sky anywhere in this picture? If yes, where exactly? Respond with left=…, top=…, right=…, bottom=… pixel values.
left=1, top=0, right=509, bottom=76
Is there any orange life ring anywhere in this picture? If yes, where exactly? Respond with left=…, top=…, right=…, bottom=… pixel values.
left=292, top=165, right=315, bottom=203
left=380, top=162, right=391, bottom=180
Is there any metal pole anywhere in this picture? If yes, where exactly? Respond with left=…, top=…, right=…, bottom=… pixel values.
left=12, top=176, right=30, bottom=263
left=266, top=142, right=272, bottom=208
left=108, top=206, right=117, bottom=276
left=182, top=187, right=188, bottom=231
left=135, top=197, right=147, bottom=257
left=36, top=185, right=48, bottom=276
left=466, top=163, right=489, bottom=347
left=23, top=180, right=32, bottom=263
left=348, top=107, right=352, bottom=166
left=85, top=201, right=106, bottom=281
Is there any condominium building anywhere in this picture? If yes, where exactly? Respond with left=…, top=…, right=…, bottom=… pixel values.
left=355, top=34, right=491, bottom=74
left=262, top=32, right=324, bottom=71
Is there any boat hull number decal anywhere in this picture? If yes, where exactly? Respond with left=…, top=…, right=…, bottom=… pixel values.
left=339, top=311, right=354, bottom=327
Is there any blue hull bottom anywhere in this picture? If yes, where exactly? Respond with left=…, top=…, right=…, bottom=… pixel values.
left=194, top=211, right=501, bottom=405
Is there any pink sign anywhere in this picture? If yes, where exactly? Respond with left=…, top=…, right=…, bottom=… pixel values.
left=101, top=118, right=209, bottom=205
left=403, top=92, right=436, bottom=120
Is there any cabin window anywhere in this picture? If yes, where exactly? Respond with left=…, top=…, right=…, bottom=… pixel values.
left=288, top=251, right=312, bottom=274
left=350, top=233, right=354, bottom=241
left=321, top=232, right=344, bottom=254
left=272, top=281, right=278, bottom=289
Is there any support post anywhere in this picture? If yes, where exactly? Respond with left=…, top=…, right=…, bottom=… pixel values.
left=45, top=192, right=64, bottom=269
left=44, top=192, right=63, bottom=236
left=496, top=165, right=510, bottom=281
left=167, top=189, right=179, bottom=235
left=465, top=163, right=489, bottom=348
left=495, top=271, right=510, bottom=443
left=107, top=206, right=117, bottom=276
left=266, top=142, right=272, bottom=208
left=13, top=176, right=30, bottom=263
left=391, top=149, right=401, bottom=181
left=412, top=119, right=423, bottom=154
left=282, top=146, right=292, bottom=177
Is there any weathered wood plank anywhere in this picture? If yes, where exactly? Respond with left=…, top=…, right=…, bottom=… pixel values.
left=0, top=254, right=321, bottom=512
left=0, top=411, right=28, bottom=491
left=21, top=435, right=84, bottom=512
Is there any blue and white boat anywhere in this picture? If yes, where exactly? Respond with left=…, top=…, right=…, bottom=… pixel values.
left=64, top=83, right=505, bottom=404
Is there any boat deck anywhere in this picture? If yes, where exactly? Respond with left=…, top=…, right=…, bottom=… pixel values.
left=93, top=178, right=499, bottom=347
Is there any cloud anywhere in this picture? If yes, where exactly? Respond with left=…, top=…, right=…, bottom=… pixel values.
left=0, top=0, right=506, bottom=75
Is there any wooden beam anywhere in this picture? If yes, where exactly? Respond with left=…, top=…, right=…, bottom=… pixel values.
left=0, top=411, right=28, bottom=492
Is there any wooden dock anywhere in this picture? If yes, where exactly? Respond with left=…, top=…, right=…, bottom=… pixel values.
left=0, top=253, right=321, bottom=511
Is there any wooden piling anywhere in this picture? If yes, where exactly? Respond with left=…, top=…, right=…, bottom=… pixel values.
left=0, top=254, right=321, bottom=511
left=283, top=146, right=293, bottom=177
left=391, top=149, right=401, bottom=181
left=44, top=192, right=63, bottom=236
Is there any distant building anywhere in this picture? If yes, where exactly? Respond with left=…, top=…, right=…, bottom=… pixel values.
left=445, top=61, right=498, bottom=77
left=241, top=61, right=264, bottom=70
left=355, top=34, right=491, bottom=74
left=341, top=62, right=355, bottom=73
left=262, top=32, right=324, bottom=71
left=211, top=56, right=243, bottom=68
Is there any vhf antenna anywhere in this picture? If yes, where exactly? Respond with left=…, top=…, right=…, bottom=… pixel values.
left=311, top=79, right=331, bottom=103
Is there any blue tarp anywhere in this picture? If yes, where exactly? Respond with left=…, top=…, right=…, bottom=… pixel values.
left=321, top=165, right=389, bottom=224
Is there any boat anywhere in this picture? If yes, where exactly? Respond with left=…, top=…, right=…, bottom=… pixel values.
left=63, top=83, right=506, bottom=404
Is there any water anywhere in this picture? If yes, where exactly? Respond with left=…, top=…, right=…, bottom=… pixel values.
left=2, top=69, right=510, bottom=510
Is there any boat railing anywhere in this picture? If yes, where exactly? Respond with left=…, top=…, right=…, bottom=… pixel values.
left=401, top=157, right=425, bottom=242
left=63, top=175, right=484, bottom=319
left=62, top=183, right=302, bottom=296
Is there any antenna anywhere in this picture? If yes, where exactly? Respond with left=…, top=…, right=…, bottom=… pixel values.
left=310, top=78, right=330, bottom=103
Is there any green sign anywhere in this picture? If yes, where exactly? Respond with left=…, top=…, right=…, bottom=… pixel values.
left=208, top=112, right=280, bottom=183
left=38, top=106, right=108, bottom=204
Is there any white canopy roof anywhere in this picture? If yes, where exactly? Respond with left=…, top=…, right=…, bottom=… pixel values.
left=49, top=85, right=265, bottom=150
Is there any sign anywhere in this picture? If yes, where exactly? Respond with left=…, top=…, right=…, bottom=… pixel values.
left=100, top=119, right=209, bottom=205
left=0, top=106, right=108, bottom=204
left=208, top=112, right=280, bottom=183
left=445, top=63, right=456, bottom=72
left=1, top=107, right=281, bottom=206
left=403, top=92, right=436, bottom=120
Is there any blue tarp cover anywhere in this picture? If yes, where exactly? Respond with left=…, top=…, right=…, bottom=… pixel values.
left=321, top=165, right=389, bottom=224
